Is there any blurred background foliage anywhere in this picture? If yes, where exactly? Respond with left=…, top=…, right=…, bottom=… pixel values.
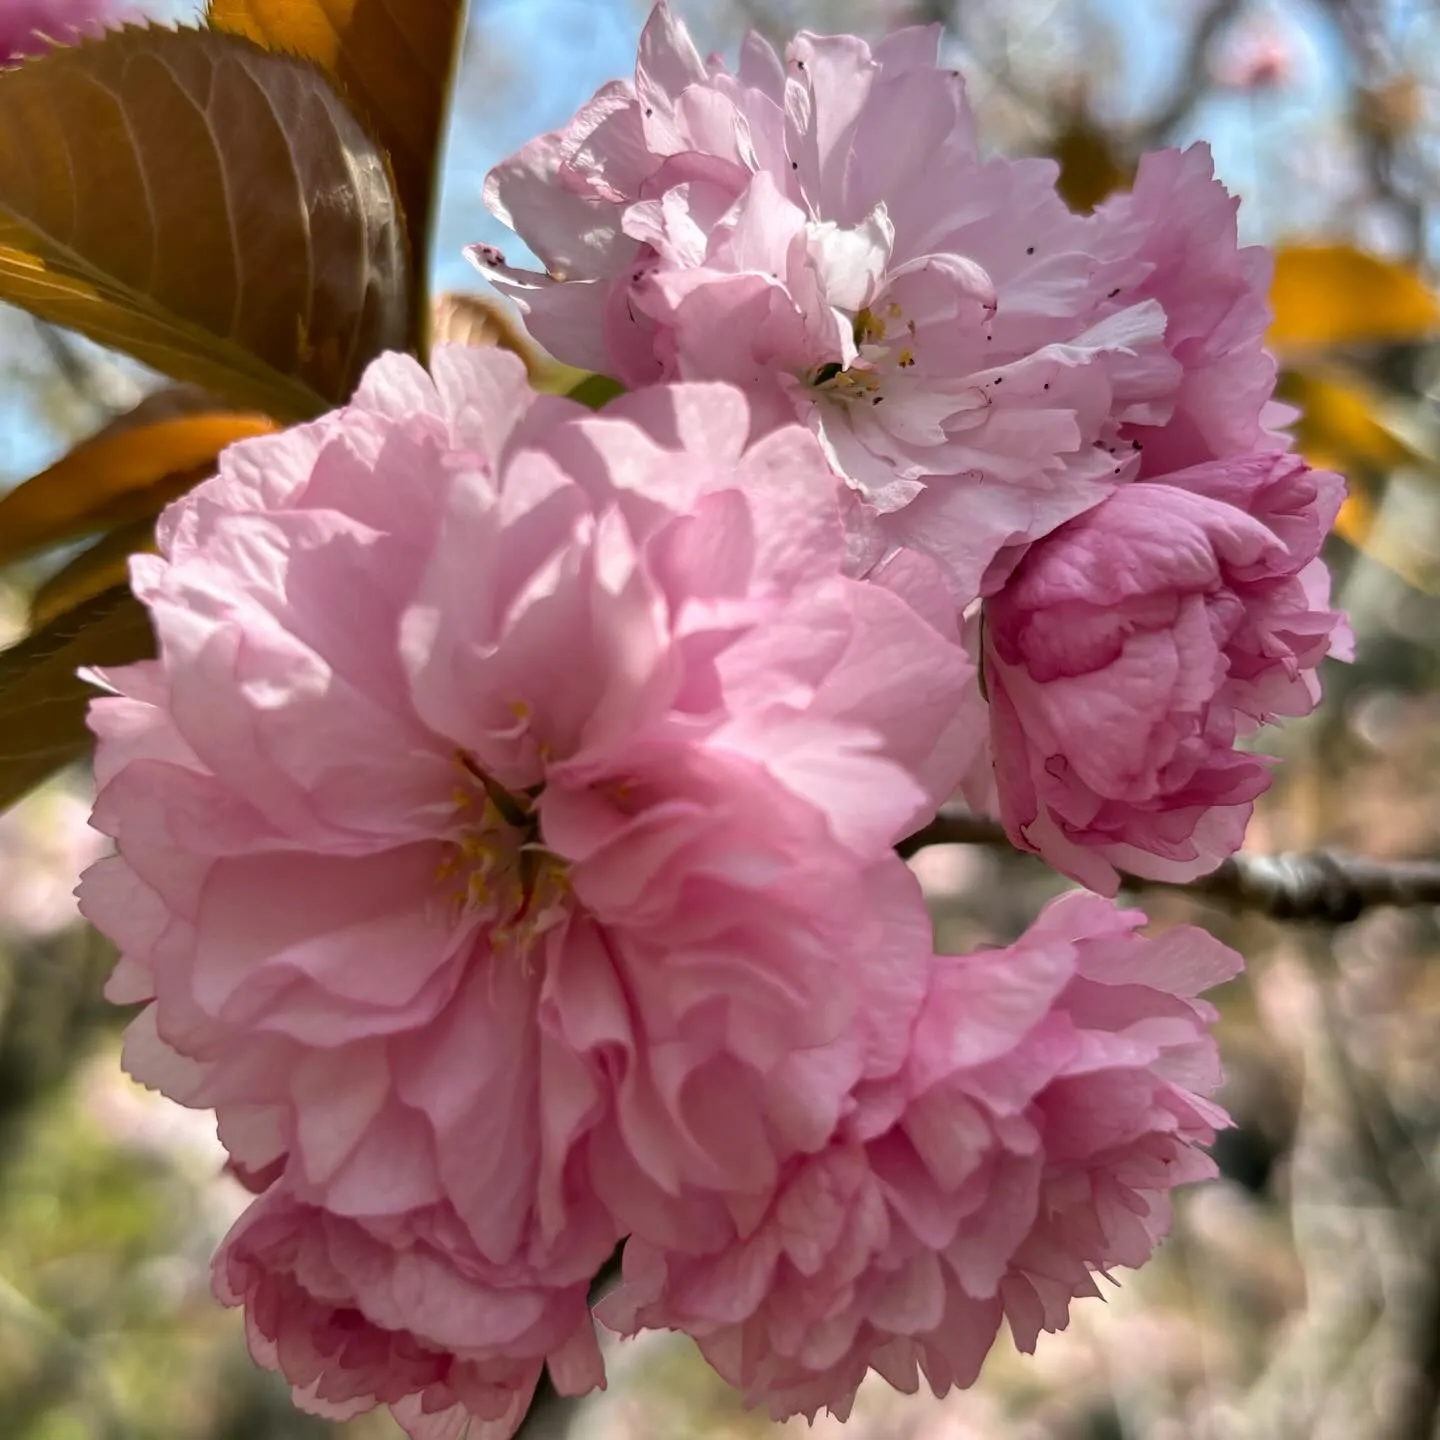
left=6, top=0, right=1440, bottom=1436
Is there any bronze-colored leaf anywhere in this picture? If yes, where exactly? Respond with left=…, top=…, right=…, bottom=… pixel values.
left=1279, top=366, right=1436, bottom=592
left=1270, top=245, right=1440, bottom=353
left=208, top=0, right=465, bottom=274
left=0, top=388, right=275, bottom=564
left=0, top=586, right=154, bottom=813
left=0, top=26, right=410, bottom=420
left=28, top=521, right=158, bottom=630
left=1278, top=369, right=1425, bottom=480
left=1334, top=486, right=1375, bottom=547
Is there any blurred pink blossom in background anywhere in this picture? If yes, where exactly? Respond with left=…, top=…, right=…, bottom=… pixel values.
left=0, top=781, right=107, bottom=939
left=0, top=0, right=130, bottom=63
left=1214, top=14, right=1298, bottom=91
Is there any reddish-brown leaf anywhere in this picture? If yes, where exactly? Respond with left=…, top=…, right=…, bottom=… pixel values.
left=28, top=521, right=159, bottom=630
left=0, top=26, right=410, bottom=419
left=208, top=0, right=465, bottom=286
left=0, top=586, right=154, bottom=812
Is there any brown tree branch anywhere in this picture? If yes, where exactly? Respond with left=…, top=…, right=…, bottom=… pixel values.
left=511, top=1246, right=625, bottom=1439
left=898, top=809, right=1440, bottom=923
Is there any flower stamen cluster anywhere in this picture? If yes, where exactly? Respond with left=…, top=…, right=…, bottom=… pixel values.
left=436, top=757, right=569, bottom=961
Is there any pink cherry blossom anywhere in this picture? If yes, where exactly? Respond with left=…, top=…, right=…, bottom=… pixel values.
left=79, top=346, right=976, bottom=1437
left=599, top=891, right=1239, bottom=1422
left=1085, top=144, right=1288, bottom=485
left=974, top=453, right=1350, bottom=893
left=214, top=1185, right=603, bottom=1440
left=0, top=0, right=130, bottom=62
left=1214, top=17, right=1297, bottom=91
left=474, top=2, right=1195, bottom=600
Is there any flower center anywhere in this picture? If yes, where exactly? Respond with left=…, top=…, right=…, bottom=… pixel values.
left=436, top=752, right=569, bottom=958
left=807, top=301, right=916, bottom=404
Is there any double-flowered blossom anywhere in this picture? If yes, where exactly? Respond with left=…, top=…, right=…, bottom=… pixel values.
left=0, top=0, right=128, bottom=63
left=473, top=2, right=1188, bottom=597
left=80, top=346, right=976, bottom=1435
left=600, top=892, right=1239, bottom=1421
left=214, top=1185, right=602, bottom=1440
left=976, top=453, right=1351, bottom=892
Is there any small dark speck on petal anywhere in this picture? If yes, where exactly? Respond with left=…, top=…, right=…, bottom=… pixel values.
left=1132, top=439, right=1143, bottom=450
left=1026, top=246, right=1035, bottom=255
left=791, top=160, right=799, bottom=170
left=1108, top=287, right=1121, bottom=298
left=1043, top=383, right=1050, bottom=390
left=873, top=396, right=884, bottom=405
left=645, top=107, right=654, bottom=117
left=993, top=376, right=1003, bottom=384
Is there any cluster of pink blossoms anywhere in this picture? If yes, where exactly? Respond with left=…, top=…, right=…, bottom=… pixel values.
left=78, top=4, right=1345, bottom=1438
left=476, top=2, right=1350, bottom=891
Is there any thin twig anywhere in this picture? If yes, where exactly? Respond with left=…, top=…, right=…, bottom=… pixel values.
left=512, top=1245, right=626, bottom=1440
left=896, top=810, right=1013, bottom=856
left=898, top=809, right=1440, bottom=922
left=513, top=1371, right=578, bottom=1440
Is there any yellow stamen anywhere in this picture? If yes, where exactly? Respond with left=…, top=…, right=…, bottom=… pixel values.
left=438, top=751, right=570, bottom=966
left=854, top=306, right=886, bottom=343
